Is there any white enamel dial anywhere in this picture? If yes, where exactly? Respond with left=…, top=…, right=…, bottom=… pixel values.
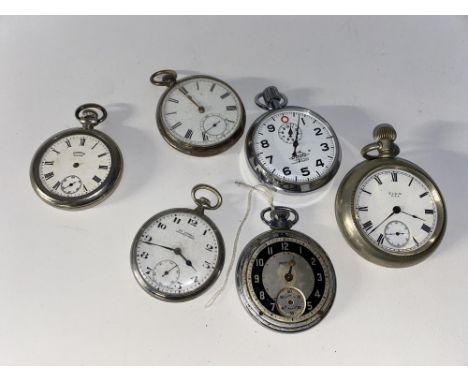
left=133, top=210, right=221, bottom=298
left=161, top=77, right=243, bottom=147
left=38, top=133, right=112, bottom=197
left=354, top=169, right=438, bottom=253
left=252, top=109, right=338, bottom=185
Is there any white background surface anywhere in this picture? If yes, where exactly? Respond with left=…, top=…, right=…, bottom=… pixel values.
left=0, top=16, right=467, bottom=365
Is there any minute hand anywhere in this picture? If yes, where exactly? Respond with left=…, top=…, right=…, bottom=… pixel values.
left=400, top=210, right=426, bottom=221
left=291, top=116, right=301, bottom=158
left=369, top=211, right=395, bottom=234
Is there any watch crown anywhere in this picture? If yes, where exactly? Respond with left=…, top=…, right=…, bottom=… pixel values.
left=373, top=123, right=397, bottom=142
left=255, top=86, right=288, bottom=110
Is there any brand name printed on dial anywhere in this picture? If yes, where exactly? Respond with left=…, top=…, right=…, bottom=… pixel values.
left=388, top=192, right=402, bottom=198
left=176, top=229, right=194, bottom=240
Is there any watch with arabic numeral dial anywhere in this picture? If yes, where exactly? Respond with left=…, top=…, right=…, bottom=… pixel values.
left=335, top=124, right=447, bottom=267
left=30, top=104, right=123, bottom=209
left=236, top=206, right=336, bottom=332
left=131, top=184, right=225, bottom=301
left=150, top=69, right=246, bottom=156
left=245, top=86, right=341, bottom=193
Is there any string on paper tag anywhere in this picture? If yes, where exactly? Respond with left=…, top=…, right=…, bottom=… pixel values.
left=205, top=181, right=274, bottom=308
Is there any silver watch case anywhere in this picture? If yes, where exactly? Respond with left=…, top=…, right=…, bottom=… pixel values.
left=130, top=207, right=225, bottom=302
left=156, top=75, right=246, bottom=157
left=245, top=106, right=341, bottom=193
left=335, top=157, right=447, bottom=267
left=236, top=229, right=336, bottom=332
left=30, top=127, right=123, bottom=210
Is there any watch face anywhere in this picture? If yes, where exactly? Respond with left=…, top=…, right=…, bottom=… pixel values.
left=37, top=133, right=112, bottom=198
left=248, top=107, right=340, bottom=191
left=131, top=209, right=224, bottom=300
left=159, top=76, right=244, bottom=149
left=354, top=168, right=440, bottom=254
left=237, top=232, right=336, bottom=332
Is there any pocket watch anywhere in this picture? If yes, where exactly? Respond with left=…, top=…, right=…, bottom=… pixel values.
left=150, top=69, right=246, bottom=156
left=245, top=86, right=341, bottom=193
left=30, top=103, right=123, bottom=209
left=236, top=206, right=336, bottom=332
left=335, top=124, right=447, bottom=267
left=131, top=184, right=225, bottom=301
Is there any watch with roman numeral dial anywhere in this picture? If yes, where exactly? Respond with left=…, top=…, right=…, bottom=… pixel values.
left=335, top=124, right=446, bottom=267
left=150, top=69, right=245, bottom=156
left=131, top=184, right=225, bottom=301
left=245, top=86, right=341, bottom=193
left=236, top=206, right=336, bottom=332
left=30, top=104, right=123, bottom=209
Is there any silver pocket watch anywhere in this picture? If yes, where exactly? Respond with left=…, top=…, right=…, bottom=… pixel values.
left=150, top=69, right=246, bottom=156
left=245, top=86, right=341, bottom=193
left=335, top=124, right=447, bottom=267
left=30, top=104, right=123, bottom=209
left=131, top=184, right=225, bottom=301
left=236, top=206, right=336, bottom=332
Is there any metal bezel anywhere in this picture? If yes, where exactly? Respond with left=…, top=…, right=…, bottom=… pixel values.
left=245, top=106, right=341, bottom=193
left=30, top=127, right=123, bottom=210
left=130, top=207, right=225, bottom=302
left=236, top=229, right=336, bottom=332
left=156, top=75, right=246, bottom=157
left=335, top=157, right=447, bottom=267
